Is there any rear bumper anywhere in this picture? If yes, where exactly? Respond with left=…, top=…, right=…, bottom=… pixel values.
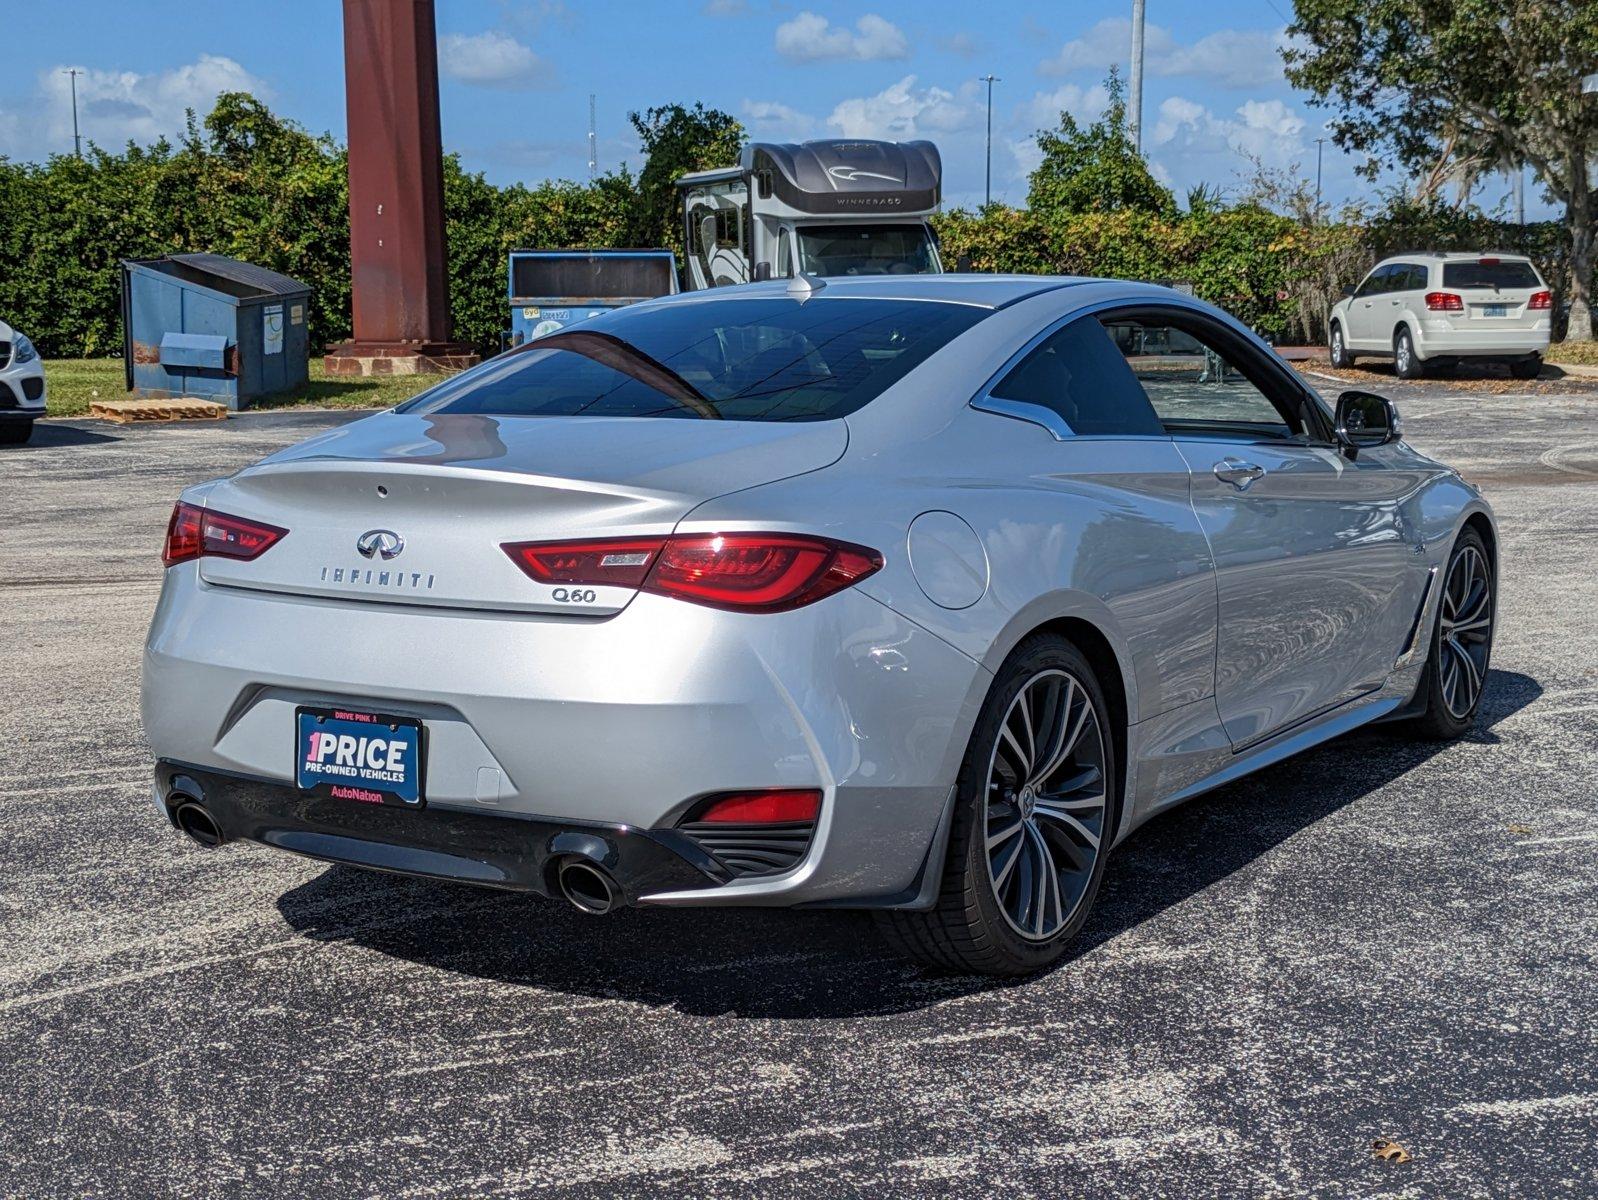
left=156, top=760, right=723, bottom=900
left=1412, top=322, right=1550, bottom=359
left=143, top=567, right=987, bottom=907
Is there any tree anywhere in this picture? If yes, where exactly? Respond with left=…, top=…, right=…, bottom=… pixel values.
left=1027, top=67, right=1174, bottom=221
left=626, top=103, right=744, bottom=254
left=1284, top=1, right=1598, bottom=340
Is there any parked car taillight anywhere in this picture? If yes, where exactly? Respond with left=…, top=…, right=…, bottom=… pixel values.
left=162, top=501, right=287, bottom=567
left=502, top=532, right=883, bottom=612
left=1529, top=290, right=1553, bottom=310
left=1425, top=292, right=1464, bottom=312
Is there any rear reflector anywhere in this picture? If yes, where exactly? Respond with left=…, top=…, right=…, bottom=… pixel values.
left=690, top=789, right=822, bottom=825
left=1529, top=290, right=1553, bottom=310
left=1425, top=292, right=1464, bottom=312
left=163, top=501, right=287, bottom=567
left=502, top=532, right=882, bottom=612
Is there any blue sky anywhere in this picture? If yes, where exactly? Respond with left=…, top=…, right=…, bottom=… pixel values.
left=4, top=1, right=1541, bottom=216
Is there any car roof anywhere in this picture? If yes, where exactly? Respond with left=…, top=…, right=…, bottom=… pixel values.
left=1377, top=251, right=1535, bottom=263
left=639, top=274, right=1185, bottom=311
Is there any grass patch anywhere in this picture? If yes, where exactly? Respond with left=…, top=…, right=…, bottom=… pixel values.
left=42, top=358, right=445, bottom=418
left=1545, top=340, right=1598, bottom=366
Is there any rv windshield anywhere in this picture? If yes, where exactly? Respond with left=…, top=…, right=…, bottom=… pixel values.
left=796, top=224, right=939, bottom=277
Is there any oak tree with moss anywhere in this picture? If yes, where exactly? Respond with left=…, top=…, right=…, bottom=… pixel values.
left=1285, top=0, right=1598, bottom=340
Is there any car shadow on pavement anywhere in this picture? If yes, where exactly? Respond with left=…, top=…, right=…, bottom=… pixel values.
left=13, top=422, right=122, bottom=448
left=275, top=668, right=1540, bottom=1020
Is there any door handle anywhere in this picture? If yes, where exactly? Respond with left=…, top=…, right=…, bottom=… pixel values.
left=1213, top=458, right=1266, bottom=491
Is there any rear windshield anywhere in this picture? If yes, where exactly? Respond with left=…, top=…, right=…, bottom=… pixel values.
left=1442, top=260, right=1541, bottom=290
left=398, top=297, right=988, bottom=422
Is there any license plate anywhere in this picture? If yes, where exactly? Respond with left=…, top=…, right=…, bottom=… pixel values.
left=295, top=706, right=425, bottom=808
left=1483, top=303, right=1507, bottom=318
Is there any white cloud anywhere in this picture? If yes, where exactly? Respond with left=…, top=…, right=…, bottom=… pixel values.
left=1019, top=82, right=1110, bottom=132
left=439, top=31, right=552, bottom=89
left=826, top=76, right=977, bottom=140
left=940, top=32, right=981, bottom=59
left=1040, top=18, right=1286, bottom=88
left=0, top=54, right=270, bottom=162
left=1149, top=94, right=1307, bottom=180
left=741, top=99, right=816, bottom=139
left=775, top=12, right=909, bottom=63
left=703, top=0, right=748, bottom=14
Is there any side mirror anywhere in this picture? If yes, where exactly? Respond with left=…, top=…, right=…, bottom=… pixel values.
left=752, top=261, right=773, bottom=282
left=1341, top=286, right=1356, bottom=299
left=1334, top=390, right=1402, bottom=458
left=956, top=252, right=973, bottom=273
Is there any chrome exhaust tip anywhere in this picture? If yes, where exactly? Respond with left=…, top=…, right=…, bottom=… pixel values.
left=556, top=859, right=620, bottom=915
left=172, top=800, right=224, bottom=848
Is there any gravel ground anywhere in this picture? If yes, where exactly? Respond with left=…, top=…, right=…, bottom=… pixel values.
left=1, top=388, right=1595, bottom=1199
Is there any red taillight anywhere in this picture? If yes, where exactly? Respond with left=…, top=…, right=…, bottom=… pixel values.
left=690, top=789, right=822, bottom=825
left=501, top=532, right=882, bottom=612
left=162, top=501, right=287, bottom=567
left=1529, top=290, right=1553, bottom=310
left=501, top=536, right=664, bottom=588
left=647, top=533, right=882, bottom=612
left=1425, top=292, right=1464, bottom=312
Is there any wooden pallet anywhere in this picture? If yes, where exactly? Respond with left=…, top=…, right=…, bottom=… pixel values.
left=90, top=398, right=229, bottom=424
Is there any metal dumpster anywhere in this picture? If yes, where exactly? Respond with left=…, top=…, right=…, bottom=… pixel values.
left=121, top=254, right=311, bottom=408
left=507, top=249, right=678, bottom=348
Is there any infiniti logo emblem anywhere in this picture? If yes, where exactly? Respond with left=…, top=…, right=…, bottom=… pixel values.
left=356, top=529, right=404, bottom=561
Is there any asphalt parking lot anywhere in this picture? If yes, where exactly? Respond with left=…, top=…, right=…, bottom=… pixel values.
left=2, top=378, right=1596, bottom=1198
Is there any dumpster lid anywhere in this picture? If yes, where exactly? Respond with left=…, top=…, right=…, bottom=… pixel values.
left=126, top=253, right=310, bottom=301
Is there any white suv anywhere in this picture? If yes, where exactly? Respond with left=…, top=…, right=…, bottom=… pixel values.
left=1329, top=252, right=1552, bottom=380
left=0, top=318, right=46, bottom=445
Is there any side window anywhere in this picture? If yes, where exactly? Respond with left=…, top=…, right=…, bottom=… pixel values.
left=1103, top=317, right=1297, bottom=438
left=1355, top=265, right=1392, bottom=297
left=1394, top=263, right=1426, bottom=292
left=777, top=228, right=792, bottom=278
left=988, top=317, right=1165, bottom=436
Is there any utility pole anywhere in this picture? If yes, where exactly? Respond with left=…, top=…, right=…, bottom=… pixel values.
left=980, top=74, right=999, bottom=207
left=1513, top=166, right=1525, bottom=225
left=63, top=68, right=82, bottom=159
left=1315, top=137, right=1326, bottom=220
left=587, top=93, right=596, bottom=180
left=1129, top=0, right=1146, bottom=153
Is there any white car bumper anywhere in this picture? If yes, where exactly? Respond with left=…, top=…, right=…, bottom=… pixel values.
left=1413, top=319, right=1551, bottom=359
left=0, top=350, right=46, bottom=424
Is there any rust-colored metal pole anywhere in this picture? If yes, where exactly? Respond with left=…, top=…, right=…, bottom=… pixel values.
left=328, top=0, right=477, bottom=374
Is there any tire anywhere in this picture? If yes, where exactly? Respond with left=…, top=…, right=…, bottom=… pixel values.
left=1509, top=356, right=1542, bottom=381
left=1394, top=327, right=1424, bottom=379
left=1402, top=527, right=1495, bottom=740
left=878, top=634, right=1117, bottom=976
left=1328, top=322, right=1354, bottom=368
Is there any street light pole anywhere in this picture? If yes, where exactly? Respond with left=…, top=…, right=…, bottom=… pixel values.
left=1129, top=0, right=1146, bottom=153
left=981, top=74, right=999, bottom=208
left=64, top=68, right=82, bottom=159
left=1315, top=136, right=1326, bottom=219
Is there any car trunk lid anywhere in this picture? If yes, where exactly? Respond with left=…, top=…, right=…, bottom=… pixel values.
left=195, top=411, right=848, bottom=614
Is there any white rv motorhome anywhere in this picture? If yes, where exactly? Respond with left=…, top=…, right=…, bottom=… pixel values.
left=676, top=139, right=943, bottom=290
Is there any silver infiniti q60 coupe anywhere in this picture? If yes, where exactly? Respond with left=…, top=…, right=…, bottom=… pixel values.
left=144, top=275, right=1496, bottom=975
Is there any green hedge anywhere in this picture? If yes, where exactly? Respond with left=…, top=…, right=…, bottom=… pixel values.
left=935, top=204, right=1564, bottom=343
left=0, top=94, right=1571, bottom=358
